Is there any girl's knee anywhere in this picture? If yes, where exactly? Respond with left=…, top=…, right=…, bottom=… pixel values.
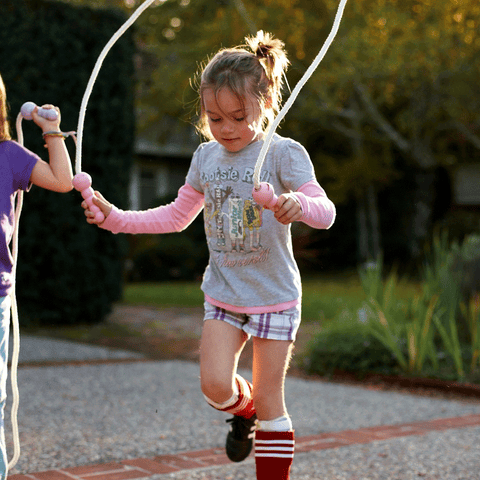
left=200, top=374, right=234, bottom=403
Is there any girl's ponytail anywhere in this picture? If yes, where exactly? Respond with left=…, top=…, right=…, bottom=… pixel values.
left=247, top=31, right=290, bottom=112
left=196, top=31, right=290, bottom=140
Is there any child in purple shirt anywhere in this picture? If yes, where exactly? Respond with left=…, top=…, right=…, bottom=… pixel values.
left=0, top=72, right=73, bottom=477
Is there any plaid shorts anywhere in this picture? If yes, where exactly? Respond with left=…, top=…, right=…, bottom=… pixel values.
left=203, top=301, right=301, bottom=341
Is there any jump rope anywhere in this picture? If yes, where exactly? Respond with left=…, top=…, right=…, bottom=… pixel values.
left=8, top=0, right=347, bottom=471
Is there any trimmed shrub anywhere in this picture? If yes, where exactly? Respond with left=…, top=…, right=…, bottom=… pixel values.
left=127, top=195, right=209, bottom=282
left=304, top=315, right=399, bottom=379
left=0, top=0, right=134, bottom=325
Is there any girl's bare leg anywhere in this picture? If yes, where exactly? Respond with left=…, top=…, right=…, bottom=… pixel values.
left=252, top=338, right=295, bottom=479
left=200, top=319, right=248, bottom=403
left=251, top=337, right=293, bottom=420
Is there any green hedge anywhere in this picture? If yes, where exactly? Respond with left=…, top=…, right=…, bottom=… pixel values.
left=0, top=0, right=135, bottom=325
left=304, top=319, right=401, bottom=379
left=127, top=194, right=209, bottom=282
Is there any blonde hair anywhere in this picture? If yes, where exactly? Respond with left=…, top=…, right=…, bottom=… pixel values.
left=196, top=31, right=289, bottom=140
left=0, top=73, right=11, bottom=142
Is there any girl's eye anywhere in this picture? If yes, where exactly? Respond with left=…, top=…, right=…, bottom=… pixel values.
left=235, top=117, right=245, bottom=122
left=210, top=117, right=221, bottom=123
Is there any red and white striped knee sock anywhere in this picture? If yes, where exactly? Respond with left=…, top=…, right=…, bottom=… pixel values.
left=204, top=374, right=256, bottom=419
left=255, top=417, right=294, bottom=480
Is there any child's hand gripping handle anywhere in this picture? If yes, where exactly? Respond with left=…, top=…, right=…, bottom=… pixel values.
left=21, top=101, right=59, bottom=121
left=72, top=173, right=105, bottom=223
left=252, top=183, right=278, bottom=210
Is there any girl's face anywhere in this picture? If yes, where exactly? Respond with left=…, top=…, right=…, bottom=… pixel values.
left=203, top=88, right=262, bottom=153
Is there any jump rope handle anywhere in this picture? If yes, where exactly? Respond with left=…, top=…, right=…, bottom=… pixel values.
left=20, top=101, right=59, bottom=121
left=21, top=104, right=103, bottom=222
left=72, top=172, right=105, bottom=223
left=252, top=183, right=279, bottom=210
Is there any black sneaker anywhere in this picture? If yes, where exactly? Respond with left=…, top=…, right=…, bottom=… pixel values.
left=225, top=414, right=257, bottom=462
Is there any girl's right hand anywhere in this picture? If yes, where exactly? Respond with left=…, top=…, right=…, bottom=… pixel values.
left=31, top=104, right=61, bottom=131
left=82, top=191, right=113, bottom=224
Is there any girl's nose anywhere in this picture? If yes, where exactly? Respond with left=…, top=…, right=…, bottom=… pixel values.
left=221, top=120, right=235, bottom=133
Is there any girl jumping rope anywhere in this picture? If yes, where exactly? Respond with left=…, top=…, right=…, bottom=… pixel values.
left=0, top=72, right=73, bottom=478
left=82, top=31, right=335, bottom=480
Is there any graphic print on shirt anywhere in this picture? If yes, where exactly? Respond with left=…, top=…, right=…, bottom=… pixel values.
left=229, top=194, right=244, bottom=252
left=202, top=166, right=270, bottom=261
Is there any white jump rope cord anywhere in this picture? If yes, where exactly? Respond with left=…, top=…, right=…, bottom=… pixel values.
left=7, top=114, right=27, bottom=472
left=253, top=0, right=349, bottom=189
left=75, top=0, right=157, bottom=174
left=8, top=116, right=77, bottom=473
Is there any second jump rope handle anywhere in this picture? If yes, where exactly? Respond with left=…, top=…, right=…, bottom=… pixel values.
left=72, top=172, right=105, bottom=223
left=21, top=101, right=59, bottom=121
left=22, top=103, right=104, bottom=223
left=252, top=182, right=279, bottom=210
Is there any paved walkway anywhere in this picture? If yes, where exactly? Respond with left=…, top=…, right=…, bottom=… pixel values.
left=6, top=336, right=480, bottom=480
left=10, top=413, right=480, bottom=480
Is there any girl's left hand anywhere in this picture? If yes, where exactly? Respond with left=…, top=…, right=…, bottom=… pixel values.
left=31, top=104, right=61, bottom=131
left=273, top=193, right=303, bottom=225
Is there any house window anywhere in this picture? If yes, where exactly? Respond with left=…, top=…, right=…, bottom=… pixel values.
left=453, top=164, right=480, bottom=206
left=140, top=170, right=158, bottom=209
left=129, top=162, right=169, bottom=210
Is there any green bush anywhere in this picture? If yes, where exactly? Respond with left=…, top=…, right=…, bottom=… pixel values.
left=132, top=234, right=207, bottom=282
left=304, top=315, right=400, bottom=378
left=127, top=194, right=209, bottom=282
left=0, top=0, right=134, bottom=325
left=305, top=233, right=480, bottom=383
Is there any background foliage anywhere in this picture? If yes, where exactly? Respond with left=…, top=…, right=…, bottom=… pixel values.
left=0, top=0, right=135, bottom=325
left=305, top=233, right=480, bottom=383
left=59, top=0, right=480, bottom=269
left=3, top=0, right=478, bottom=322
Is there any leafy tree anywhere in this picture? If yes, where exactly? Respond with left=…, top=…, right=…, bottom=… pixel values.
left=59, top=0, right=480, bottom=265
left=298, top=0, right=480, bottom=259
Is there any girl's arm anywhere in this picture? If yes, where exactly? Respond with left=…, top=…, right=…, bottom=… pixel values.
left=273, top=180, right=336, bottom=229
left=84, top=183, right=205, bottom=234
left=29, top=106, right=74, bottom=192
left=294, top=180, right=336, bottom=229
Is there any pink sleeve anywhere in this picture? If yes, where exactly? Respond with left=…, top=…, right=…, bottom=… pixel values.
left=293, top=180, right=336, bottom=229
left=100, top=183, right=204, bottom=234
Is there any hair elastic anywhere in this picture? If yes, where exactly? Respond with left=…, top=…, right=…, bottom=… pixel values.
left=256, top=43, right=273, bottom=59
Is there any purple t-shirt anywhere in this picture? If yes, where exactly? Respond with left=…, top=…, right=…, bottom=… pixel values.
left=0, top=140, right=39, bottom=296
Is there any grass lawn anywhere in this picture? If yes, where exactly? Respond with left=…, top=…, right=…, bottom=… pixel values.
left=123, top=281, right=204, bottom=308
left=122, top=271, right=421, bottom=324
left=26, top=272, right=421, bottom=372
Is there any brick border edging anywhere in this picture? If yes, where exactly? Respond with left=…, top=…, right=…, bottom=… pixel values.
left=10, top=413, right=480, bottom=480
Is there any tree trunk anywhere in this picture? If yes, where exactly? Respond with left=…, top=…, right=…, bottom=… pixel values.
left=356, top=194, right=369, bottom=263
left=367, top=183, right=381, bottom=260
left=356, top=186, right=382, bottom=264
